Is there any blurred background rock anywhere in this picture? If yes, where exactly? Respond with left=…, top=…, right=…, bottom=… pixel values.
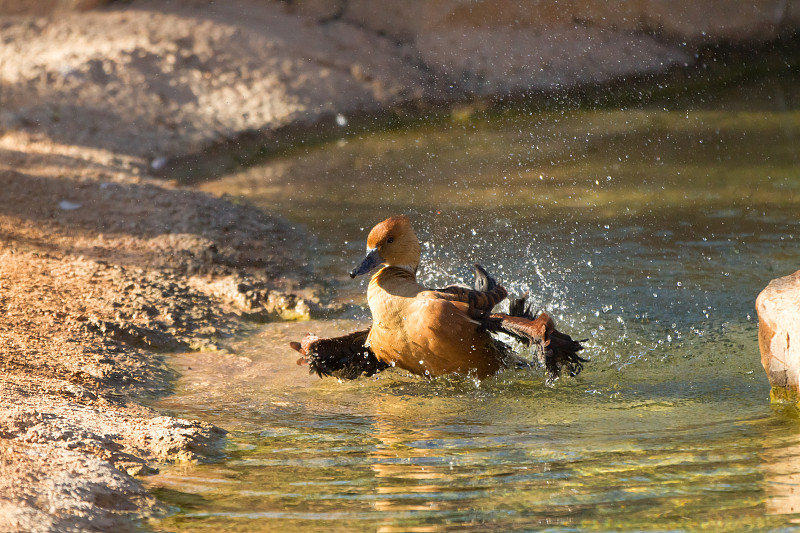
left=1, top=0, right=798, bottom=160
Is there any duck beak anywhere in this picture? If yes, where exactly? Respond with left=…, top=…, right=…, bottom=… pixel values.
left=350, top=247, right=383, bottom=278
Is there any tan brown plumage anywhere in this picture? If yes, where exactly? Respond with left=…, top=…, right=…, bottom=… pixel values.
left=292, top=215, right=586, bottom=383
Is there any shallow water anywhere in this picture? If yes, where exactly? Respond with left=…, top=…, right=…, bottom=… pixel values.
left=148, top=72, right=800, bottom=531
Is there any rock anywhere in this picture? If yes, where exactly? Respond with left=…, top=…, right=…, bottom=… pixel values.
left=415, top=26, right=688, bottom=94
left=87, top=318, right=188, bottom=352
left=342, top=0, right=425, bottom=42
left=144, top=416, right=227, bottom=463
left=291, top=0, right=345, bottom=22
left=636, top=0, right=793, bottom=42
left=343, top=0, right=800, bottom=43
left=0, top=0, right=106, bottom=15
left=757, top=270, right=800, bottom=392
left=4, top=1, right=799, bottom=161
left=340, top=0, right=799, bottom=97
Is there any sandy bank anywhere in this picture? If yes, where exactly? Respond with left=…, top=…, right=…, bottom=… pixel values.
left=0, top=128, right=321, bottom=530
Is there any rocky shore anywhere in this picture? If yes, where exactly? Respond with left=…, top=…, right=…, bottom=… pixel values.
left=0, top=130, right=319, bottom=531
left=1, top=0, right=799, bottom=530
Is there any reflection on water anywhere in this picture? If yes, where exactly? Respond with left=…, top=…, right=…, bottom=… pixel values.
left=148, top=71, right=800, bottom=531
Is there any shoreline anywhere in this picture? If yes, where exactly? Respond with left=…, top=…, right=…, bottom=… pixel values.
left=0, top=128, right=323, bottom=531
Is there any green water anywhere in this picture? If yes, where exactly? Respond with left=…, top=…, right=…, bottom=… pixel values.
left=148, top=71, right=800, bottom=532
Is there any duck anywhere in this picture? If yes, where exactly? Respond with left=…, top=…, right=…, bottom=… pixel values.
left=291, top=215, right=586, bottom=383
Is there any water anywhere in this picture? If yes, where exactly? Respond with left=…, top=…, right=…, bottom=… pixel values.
left=147, top=70, right=800, bottom=531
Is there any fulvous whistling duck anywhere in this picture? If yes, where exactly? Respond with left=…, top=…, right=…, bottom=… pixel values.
left=291, top=215, right=586, bottom=383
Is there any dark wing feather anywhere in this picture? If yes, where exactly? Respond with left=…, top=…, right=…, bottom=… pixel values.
left=436, top=264, right=508, bottom=319
left=290, top=328, right=388, bottom=380
left=488, top=294, right=587, bottom=384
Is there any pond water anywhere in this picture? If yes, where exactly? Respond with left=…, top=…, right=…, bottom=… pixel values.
left=147, top=69, right=800, bottom=532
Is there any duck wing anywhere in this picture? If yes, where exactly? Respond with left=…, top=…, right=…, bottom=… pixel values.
left=290, top=328, right=389, bottom=379
left=488, top=293, right=587, bottom=384
left=435, top=264, right=508, bottom=319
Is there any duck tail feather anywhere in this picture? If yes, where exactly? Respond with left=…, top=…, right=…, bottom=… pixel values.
left=289, top=328, right=388, bottom=380
left=508, top=291, right=534, bottom=319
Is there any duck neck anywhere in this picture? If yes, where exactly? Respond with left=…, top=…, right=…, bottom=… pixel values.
left=368, top=265, right=423, bottom=305
left=392, top=263, right=418, bottom=276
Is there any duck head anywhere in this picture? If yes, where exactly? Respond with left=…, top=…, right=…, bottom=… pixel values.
left=350, top=215, right=421, bottom=278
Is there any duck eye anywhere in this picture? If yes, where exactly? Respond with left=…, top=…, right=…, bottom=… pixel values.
left=387, top=237, right=394, bottom=244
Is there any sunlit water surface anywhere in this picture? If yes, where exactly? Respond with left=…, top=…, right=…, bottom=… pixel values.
left=148, top=74, right=800, bottom=532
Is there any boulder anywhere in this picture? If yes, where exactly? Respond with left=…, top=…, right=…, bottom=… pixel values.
left=339, top=0, right=800, bottom=97
left=341, top=0, right=800, bottom=43
left=0, top=0, right=106, bottom=15
left=757, top=270, right=800, bottom=392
